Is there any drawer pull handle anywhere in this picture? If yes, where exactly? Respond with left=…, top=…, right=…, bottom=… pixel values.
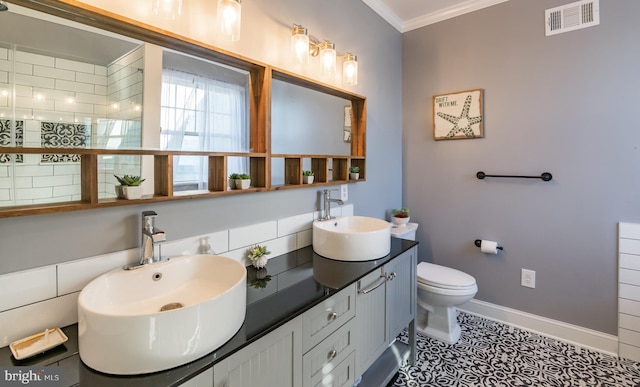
left=328, top=350, right=337, bottom=360
left=386, top=272, right=397, bottom=281
left=358, top=275, right=387, bottom=294
left=328, top=312, right=338, bottom=321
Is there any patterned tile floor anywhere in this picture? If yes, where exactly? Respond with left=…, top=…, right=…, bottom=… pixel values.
left=393, top=312, right=640, bottom=387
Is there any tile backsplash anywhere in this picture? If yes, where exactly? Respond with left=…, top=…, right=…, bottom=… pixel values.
left=0, top=204, right=354, bottom=347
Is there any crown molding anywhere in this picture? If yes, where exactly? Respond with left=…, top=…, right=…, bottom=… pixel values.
left=361, top=0, right=404, bottom=32
left=363, top=0, right=510, bottom=33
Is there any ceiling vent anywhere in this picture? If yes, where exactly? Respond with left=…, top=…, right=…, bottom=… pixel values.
left=545, top=0, right=599, bottom=36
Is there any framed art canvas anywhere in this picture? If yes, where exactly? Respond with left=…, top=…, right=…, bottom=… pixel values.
left=433, top=89, right=483, bottom=140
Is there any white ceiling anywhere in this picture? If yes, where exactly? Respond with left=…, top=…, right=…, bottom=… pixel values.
left=362, top=0, right=510, bottom=33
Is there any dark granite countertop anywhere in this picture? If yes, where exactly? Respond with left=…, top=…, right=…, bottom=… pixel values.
left=0, top=238, right=417, bottom=386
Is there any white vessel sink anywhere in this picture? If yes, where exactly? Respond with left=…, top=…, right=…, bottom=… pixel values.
left=313, top=216, right=391, bottom=261
left=78, top=254, right=246, bottom=375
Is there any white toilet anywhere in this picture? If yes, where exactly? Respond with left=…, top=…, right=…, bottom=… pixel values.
left=390, top=223, right=478, bottom=345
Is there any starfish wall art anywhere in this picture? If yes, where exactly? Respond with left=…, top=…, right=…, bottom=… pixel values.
left=432, top=89, right=483, bottom=140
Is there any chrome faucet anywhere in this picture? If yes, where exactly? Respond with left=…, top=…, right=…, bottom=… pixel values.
left=139, top=211, right=166, bottom=265
left=321, top=189, right=344, bottom=220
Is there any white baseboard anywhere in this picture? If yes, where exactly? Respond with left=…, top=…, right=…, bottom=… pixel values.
left=458, top=299, right=619, bottom=356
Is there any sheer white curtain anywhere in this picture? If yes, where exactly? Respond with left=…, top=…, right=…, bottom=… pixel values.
left=161, top=69, right=248, bottom=190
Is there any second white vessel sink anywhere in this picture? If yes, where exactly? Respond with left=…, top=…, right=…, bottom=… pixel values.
left=313, top=216, right=391, bottom=261
left=78, top=254, right=246, bottom=375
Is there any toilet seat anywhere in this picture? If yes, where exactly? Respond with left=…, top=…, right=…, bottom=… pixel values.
left=417, top=262, right=476, bottom=290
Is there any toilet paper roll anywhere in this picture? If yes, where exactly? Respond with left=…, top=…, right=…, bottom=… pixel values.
left=480, top=240, right=499, bottom=254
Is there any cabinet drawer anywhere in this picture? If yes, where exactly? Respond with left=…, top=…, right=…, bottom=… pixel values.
left=303, top=319, right=354, bottom=386
left=312, top=351, right=355, bottom=387
left=302, top=284, right=355, bottom=352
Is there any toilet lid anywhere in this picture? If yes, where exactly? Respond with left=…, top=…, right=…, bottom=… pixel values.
left=417, top=262, right=476, bottom=289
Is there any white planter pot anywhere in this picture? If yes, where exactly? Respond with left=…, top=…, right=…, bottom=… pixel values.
left=235, top=179, right=251, bottom=190
left=393, top=216, right=410, bottom=226
left=303, top=175, right=314, bottom=184
left=114, top=185, right=126, bottom=199
left=350, top=173, right=359, bottom=180
left=123, top=186, right=143, bottom=200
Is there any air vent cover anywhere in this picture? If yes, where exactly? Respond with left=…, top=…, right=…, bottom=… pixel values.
left=545, top=0, right=599, bottom=36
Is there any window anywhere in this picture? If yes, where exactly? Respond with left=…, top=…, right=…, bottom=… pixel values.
left=160, top=68, right=248, bottom=191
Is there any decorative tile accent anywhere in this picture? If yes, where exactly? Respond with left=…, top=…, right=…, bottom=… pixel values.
left=0, top=120, right=24, bottom=163
left=393, top=312, right=640, bottom=386
left=41, top=122, right=87, bottom=163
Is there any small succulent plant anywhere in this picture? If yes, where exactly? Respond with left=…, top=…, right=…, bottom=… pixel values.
left=236, top=173, right=251, bottom=180
left=350, top=166, right=360, bottom=173
left=114, top=174, right=145, bottom=186
left=303, top=170, right=314, bottom=176
left=247, top=244, right=271, bottom=269
left=392, top=207, right=410, bottom=218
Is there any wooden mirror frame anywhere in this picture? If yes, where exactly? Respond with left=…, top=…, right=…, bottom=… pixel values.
left=0, top=0, right=366, bottom=218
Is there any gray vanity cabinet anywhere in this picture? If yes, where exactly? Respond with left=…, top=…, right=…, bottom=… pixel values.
left=386, top=246, right=417, bottom=344
left=213, top=316, right=303, bottom=387
left=354, top=246, right=418, bottom=381
left=354, top=267, right=389, bottom=376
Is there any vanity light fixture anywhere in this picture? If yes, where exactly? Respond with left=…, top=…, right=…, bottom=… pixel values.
left=291, top=24, right=357, bottom=85
left=342, top=53, right=358, bottom=86
left=319, top=41, right=336, bottom=77
left=217, top=0, right=242, bottom=42
left=291, top=24, right=311, bottom=64
left=152, top=0, right=182, bottom=20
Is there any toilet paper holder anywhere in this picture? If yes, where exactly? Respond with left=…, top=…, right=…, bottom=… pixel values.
left=474, top=239, right=503, bottom=250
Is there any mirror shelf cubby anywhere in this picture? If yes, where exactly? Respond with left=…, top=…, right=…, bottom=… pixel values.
left=0, top=0, right=366, bottom=218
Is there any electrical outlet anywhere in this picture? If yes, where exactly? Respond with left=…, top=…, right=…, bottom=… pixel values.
left=521, top=269, right=536, bottom=288
left=340, top=184, right=348, bottom=201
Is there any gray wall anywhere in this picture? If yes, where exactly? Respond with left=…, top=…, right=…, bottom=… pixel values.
left=0, top=0, right=402, bottom=274
left=403, top=0, right=640, bottom=335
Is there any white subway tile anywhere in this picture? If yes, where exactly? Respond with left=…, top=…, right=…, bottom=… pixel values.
left=34, top=65, right=75, bottom=82
left=620, top=269, right=640, bottom=286
left=53, top=164, right=81, bottom=175
left=55, top=79, right=94, bottom=94
left=161, top=231, right=229, bottom=258
left=15, top=187, right=53, bottom=200
left=297, top=229, right=312, bottom=249
left=0, top=177, right=11, bottom=189
left=15, top=73, right=55, bottom=89
left=620, top=343, right=640, bottom=362
left=620, top=313, right=640, bottom=333
left=55, top=58, right=95, bottom=74
left=14, top=165, right=54, bottom=177
left=620, top=222, right=640, bottom=239
left=620, top=298, right=640, bottom=316
left=54, top=100, right=94, bottom=114
left=16, top=51, right=55, bottom=67
left=76, top=72, right=107, bottom=86
left=620, top=239, right=640, bottom=255
left=58, top=249, right=138, bottom=295
left=14, top=177, right=32, bottom=189
left=229, top=221, right=277, bottom=250
left=621, top=254, right=640, bottom=270
left=277, top=212, right=314, bottom=237
left=0, top=293, right=78, bottom=348
left=94, top=66, right=107, bottom=77
left=33, top=175, right=73, bottom=188
left=620, top=328, right=640, bottom=348
left=0, top=266, right=57, bottom=312
left=620, top=284, right=640, bottom=302
left=53, top=184, right=81, bottom=197
left=14, top=62, right=33, bottom=76
left=75, top=92, right=108, bottom=105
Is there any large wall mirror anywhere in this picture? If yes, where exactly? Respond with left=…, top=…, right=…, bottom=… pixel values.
left=0, top=0, right=366, bottom=216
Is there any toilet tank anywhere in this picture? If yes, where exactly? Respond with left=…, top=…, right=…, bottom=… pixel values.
left=390, top=223, right=418, bottom=241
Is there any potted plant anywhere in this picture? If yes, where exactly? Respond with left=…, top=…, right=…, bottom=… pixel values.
left=391, top=207, right=410, bottom=226
left=349, top=166, right=360, bottom=180
left=234, top=173, right=251, bottom=190
left=247, top=244, right=271, bottom=269
left=228, top=173, right=239, bottom=189
left=114, top=174, right=145, bottom=200
left=302, top=170, right=314, bottom=184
